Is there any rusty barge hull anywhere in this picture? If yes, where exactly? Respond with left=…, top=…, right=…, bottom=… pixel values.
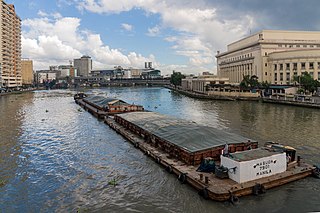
left=76, top=99, right=107, bottom=119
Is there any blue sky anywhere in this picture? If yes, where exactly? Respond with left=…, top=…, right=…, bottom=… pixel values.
left=7, top=0, right=320, bottom=75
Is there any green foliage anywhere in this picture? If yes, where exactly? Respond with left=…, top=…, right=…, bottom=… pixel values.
left=293, top=72, right=320, bottom=94
left=240, top=75, right=261, bottom=90
left=261, top=81, right=271, bottom=89
left=297, top=88, right=305, bottom=94
left=108, top=178, right=118, bottom=187
left=170, top=71, right=185, bottom=87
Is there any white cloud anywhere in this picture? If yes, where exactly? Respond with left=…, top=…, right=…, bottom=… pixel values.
left=77, top=0, right=254, bottom=74
left=36, top=10, right=62, bottom=19
left=22, top=15, right=157, bottom=71
left=121, top=23, right=133, bottom=31
left=147, top=25, right=160, bottom=37
left=37, top=10, right=48, bottom=17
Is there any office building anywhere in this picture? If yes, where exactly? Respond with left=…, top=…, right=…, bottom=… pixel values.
left=216, top=30, right=320, bottom=85
left=21, top=59, right=33, bottom=85
left=73, top=55, right=92, bottom=77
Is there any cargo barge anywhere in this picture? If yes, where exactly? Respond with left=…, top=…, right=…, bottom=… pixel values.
left=75, top=94, right=318, bottom=202
left=74, top=93, right=144, bottom=118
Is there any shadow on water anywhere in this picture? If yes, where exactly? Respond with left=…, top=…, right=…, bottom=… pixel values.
left=0, top=88, right=319, bottom=212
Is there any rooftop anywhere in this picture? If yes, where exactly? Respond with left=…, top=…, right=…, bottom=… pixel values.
left=117, top=111, right=253, bottom=153
left=84, top=96, right=128, bottom=108
left=228, top=148, right=283, bottom=162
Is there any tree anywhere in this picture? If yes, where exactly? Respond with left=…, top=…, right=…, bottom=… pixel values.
left=240, top=75, right=260, bottom=90
left=293, top=72, right=320, bottom=94
left=170, top=71, right=185, bottom=87
left=261, top=81, right=271, bottom=89
left=249, top=75, right=260, bottom=88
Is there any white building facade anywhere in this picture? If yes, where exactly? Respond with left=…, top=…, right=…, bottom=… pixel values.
left=181, top=76, right=229, bottom=94
left=216, top=30, right=320, bottom=85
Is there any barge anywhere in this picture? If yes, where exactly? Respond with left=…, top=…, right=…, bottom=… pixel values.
left=74, top=93, right=144, bottom=118
left=75, top=94, right=317, bottom=202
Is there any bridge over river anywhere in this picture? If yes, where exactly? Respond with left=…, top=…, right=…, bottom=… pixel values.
left=74, top=77, right=170, bottom=86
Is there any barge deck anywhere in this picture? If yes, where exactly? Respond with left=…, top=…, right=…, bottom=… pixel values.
left=104, top=116, right=314, bottom=201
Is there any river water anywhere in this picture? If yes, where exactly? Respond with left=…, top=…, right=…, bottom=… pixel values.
left=0, top=87, right=319, bottom=212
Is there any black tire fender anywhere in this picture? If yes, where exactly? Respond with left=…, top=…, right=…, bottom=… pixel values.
left=198, top=188, right=209, bottom=200
left=230, top=194, right=239, bottom=204
left=166, top=165, right=173, bottom=173
left=178, top=173, right=187, bottom=184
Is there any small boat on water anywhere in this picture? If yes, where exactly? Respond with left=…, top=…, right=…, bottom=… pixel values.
left=74, top=92, right=87, bottom=100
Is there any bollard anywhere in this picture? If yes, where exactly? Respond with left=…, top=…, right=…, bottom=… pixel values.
left=297, top=156, right=301, bottom=166
left=205, top=176, right=209, bottom=184
left=199, top=173, right=203, bottom=181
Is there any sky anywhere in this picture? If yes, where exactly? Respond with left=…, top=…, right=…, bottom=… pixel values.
left=7, top=0, right=320, bottom=75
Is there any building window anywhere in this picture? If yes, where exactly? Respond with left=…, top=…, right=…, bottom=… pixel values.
left=286, top=63, right=290, bottom=70
left=317, top=45, right=320, bottom=48
left=303, top=45, right=307, bottom=48
left=296, top=44, right=300, bottom=47
left=318, top=72, right=320, bottom=81
left=289, top=45, right=293, bottom=48
left=294, top=72, right=298, bottom=77
left=274, top=64, right=277, bottom=70
left=265, top=63, right=267, bottom=67
left=310, top=62, right=314, bottom=69
left=274, top=73, right=278, bottom=81
left=310, top=45, right=314, bottom=48
left=280, top=73, right=283, bottom=81
left=318, top=62, right=320, bottom=69
left=265, top=72, right=268, bottom=76
left=286, top=73, right=290, bottom=81
left=301, top=62, right=306, bottom=70
left=293, top=63, right=297, bottom=70
left=265, top=52, right=268, bottom=56
left=278, top=44, right=282, bottom=47
left=280, top=64, right=283, bottom=71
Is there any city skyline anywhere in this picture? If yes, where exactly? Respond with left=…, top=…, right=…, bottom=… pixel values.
left=8, top=0, right=320, bottom=75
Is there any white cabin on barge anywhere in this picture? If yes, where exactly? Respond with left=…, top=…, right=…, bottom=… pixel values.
left=221, top=148, right=287, bottom=183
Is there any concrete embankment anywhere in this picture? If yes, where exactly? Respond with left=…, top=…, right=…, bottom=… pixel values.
left=165, top=86, right=260, bottom=101
left=0, top=89, right=37, bottom=97
left=262, top=98, right=320, bottom=109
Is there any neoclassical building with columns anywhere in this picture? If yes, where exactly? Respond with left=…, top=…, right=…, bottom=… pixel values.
left=216, top=30, right=320, bottom=85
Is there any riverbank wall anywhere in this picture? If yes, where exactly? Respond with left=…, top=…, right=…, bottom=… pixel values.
left=0, top=88, right=37, bottom=97
left=262, top=97, right=320, bottom=109
left=165, top=85, right=260, bottom=101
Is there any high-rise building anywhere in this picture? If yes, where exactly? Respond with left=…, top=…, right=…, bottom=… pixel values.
left=73, top=55, right=92, bottom=77
left=21, top=59, right=33, bottom=85
left=216, top=30, right=320, bottom=85
left=0, top=1, right=21, bottom=88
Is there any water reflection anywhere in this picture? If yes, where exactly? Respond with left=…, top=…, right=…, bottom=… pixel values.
left=0, top=93, right=33, bottom=189
left=0, top=88, right=319, bottom=212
